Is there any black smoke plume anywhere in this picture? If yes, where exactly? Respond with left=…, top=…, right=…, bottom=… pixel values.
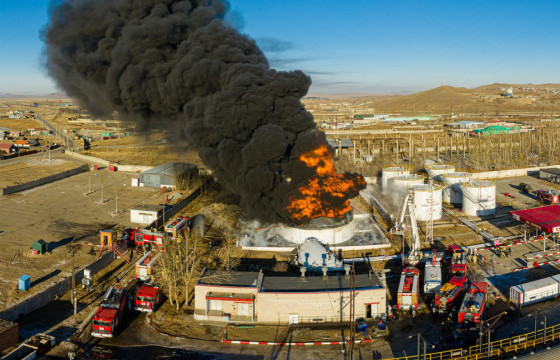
left=43, top=0, right=365, bottom=223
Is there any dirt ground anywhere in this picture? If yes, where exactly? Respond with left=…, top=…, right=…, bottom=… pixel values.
left=0, top=161, right=166, bottom=311
left=0, top=157, right=78, bottom=187
left=0, top=118, right=43, bottom=131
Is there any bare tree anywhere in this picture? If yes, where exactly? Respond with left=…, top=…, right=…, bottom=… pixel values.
left=158, top=227, right=240, bottom=311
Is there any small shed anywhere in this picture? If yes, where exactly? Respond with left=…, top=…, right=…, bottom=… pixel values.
left=19, top=275, right=31, bottom=291
left=130, top=204, right=163, bottom=225
left=540, top=168, right=560, bottom=183
left=32, top=240, right=48, bottom=254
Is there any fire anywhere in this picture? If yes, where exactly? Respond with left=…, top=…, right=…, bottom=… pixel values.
left=286, top=145, right=366, bottom=224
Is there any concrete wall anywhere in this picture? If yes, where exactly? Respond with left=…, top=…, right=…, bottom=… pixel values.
left=471, top=164, right=560, bottom=179
left=257, top=289, right=386, bottom=324
left=63, top=151, right=110, bottom=166
left=1, top=166, right=86, bottom=196
left=194, top=284, right=386, bottom=324
left=0, top=250, right=118, bottom=322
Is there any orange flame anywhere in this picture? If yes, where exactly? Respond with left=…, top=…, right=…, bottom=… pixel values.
left=286, top=145, right=366, bottom=224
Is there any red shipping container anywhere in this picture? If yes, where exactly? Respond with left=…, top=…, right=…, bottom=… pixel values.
left=94, top=164, right=98, bottom=170
left=109, top=165, right=117, bottom=172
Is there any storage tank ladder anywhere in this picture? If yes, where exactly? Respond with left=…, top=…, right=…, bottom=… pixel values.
left=426, top=181, right=434, bottom=244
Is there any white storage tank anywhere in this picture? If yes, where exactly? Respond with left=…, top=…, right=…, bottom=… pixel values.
left=411, top=183, right=443, bottom=221
left=381, top=166, right=410, bottom=190
left=426, top=164, right=455, bottom=181
left=461, top=180, right=496, bottom=216
left=390, top=174, right=425, bottom=193
left=442, top=172, right=472, bottom=204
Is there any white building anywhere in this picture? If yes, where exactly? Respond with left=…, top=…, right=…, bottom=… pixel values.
left=130, top=204, right=162, bottom=225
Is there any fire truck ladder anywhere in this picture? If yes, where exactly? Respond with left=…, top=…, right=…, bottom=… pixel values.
left=112, top=243, right=131, bottom=264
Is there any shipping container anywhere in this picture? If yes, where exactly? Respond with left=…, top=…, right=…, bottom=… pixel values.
left=509, top=274, right=560, bottom=307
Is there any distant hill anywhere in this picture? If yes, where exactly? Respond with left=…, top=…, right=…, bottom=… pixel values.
left=0, top=91, right=68, bottom=99
left=351, top=84, right=560, bottom=114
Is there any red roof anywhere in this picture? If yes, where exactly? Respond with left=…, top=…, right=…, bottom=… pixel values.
left=510, top=205, right=560, bottom=233
left=0, top=143, right=14, bottom=149
left=14, top=140, right=27, bottom=145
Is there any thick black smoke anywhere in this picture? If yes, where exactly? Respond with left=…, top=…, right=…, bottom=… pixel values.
left=43, top=0, right=365, bottom=223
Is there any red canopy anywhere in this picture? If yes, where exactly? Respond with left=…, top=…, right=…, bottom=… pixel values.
left=510, top=205, right=560, bottom=233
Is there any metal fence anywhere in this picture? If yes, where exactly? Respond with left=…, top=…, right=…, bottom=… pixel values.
left=384, top=323, right=560, bottom=360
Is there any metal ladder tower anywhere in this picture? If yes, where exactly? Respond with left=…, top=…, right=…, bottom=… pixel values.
left=426, top=180, right=434, bottom=244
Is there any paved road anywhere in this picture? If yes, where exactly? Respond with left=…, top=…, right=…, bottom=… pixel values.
left=79, top=311, right=389, bottom=360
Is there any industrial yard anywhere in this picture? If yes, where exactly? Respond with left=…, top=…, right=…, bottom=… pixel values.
left=3, top=1, right=560, bottom=360
left=4, top=91, right=560, bottom=360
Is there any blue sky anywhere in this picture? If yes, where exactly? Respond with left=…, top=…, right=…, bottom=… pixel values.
left=1, top=0, right=559, bottom=94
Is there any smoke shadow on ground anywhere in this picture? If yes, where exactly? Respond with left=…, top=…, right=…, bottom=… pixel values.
left=30, top=269, right=61, bottom=287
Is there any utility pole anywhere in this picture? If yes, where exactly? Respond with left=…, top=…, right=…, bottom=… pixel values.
left=349, top=261, right=356, bottom=360
left=68, top=244, right=80, bottom=315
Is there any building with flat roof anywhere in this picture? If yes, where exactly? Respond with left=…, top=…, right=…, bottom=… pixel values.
left=139, top=162, right=197, bottom=189
left=130, top=204, right=163, bottom=224
left=194, top=270, right=387, bottom=324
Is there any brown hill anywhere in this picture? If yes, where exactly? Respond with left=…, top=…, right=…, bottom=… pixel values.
left=353, top=84, right=560, bottom=114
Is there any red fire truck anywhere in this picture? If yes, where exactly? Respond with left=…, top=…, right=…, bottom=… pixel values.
left=91, top=286, right=132, bottom=338
left=123, top=228, right=165, bottom=251
left=135, top=284, right=162, bottom=313
left=432, top=276, right=469, bottom=315
left=536, top=189, right=560, bottom=204
left=164, top=216, right=191, bottom=240
left=135, top=250, right=161, bottom=281
left=396, top=267, right=420, bottom=316
left=458, top=282, right=487, bottom=324
left=451, top=263, right=468, bottom=277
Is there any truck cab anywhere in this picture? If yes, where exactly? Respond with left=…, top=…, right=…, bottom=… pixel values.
left=135, top=284, right=161, bottom=312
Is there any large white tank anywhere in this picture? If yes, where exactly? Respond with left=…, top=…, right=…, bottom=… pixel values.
left=462, top=180, right=496, bottom=216
left=390, top=174, right=425, bottom=193
left=426, top=164, right=455, bottom=181
left=381, top=166, right=410, bottom=190
left=411, top=184, right=443, bottom=221
left=442, top=172, right=473, bottom=204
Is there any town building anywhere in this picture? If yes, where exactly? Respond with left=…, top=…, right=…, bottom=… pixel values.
left=0, top=143, right=17, bottom=154
left=194, top=269, right=387, bottom=324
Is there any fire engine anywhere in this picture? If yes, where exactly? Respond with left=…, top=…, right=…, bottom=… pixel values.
left=91, top=285, right=133, bottom=338
left=135, top=283, right=162, bottom=313
left=396, top=267, right=420, bottom=317
left=135, top=250, right=161, bottom=281
left=451, top=263, right=468, bottom=278
left=424, top=256, right=443, bottom=296
left=123, top=228, right=165, bottom=251
left=536, top=189, right=560, bottom=204
left=458, top=282, right=487, bottom=324
left=432, top=276, right=469, bottom=315
left=164, top=216, right=191, bottom=240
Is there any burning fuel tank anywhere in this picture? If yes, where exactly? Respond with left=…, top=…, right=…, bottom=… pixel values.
left=282, top=210, right=355, bottom=245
